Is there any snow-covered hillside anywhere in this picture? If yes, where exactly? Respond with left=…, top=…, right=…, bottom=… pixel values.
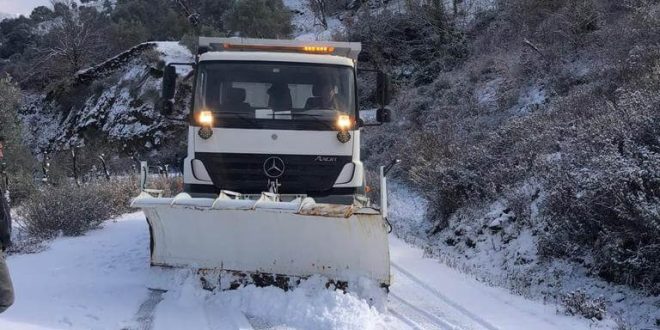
left=284, top=0, right=344, bottom=41
left=385, top=183, right=660, bottom=329
left=20, top=42, right=192, bottom=154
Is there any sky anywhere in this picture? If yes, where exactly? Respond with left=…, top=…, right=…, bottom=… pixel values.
left=0, top=0, right=51, bottom=16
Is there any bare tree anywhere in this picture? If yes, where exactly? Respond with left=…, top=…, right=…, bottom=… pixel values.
left=308, top=0, right=328, bottom=29
left=308, top=0, right=349, bottom=30
left=48, top=6, right=105, bottom=75
left=453, top=0, right=462, bottom=17
left=19, top=0, right=108, bottom=82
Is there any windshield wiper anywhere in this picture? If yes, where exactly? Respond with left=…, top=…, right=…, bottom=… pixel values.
left=290, top=113, right=337, bottom=130
left=213, top=112, right=261, bottom=128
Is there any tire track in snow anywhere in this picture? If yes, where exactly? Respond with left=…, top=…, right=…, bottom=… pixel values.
left=391, top=263, right=500, bottom=330
left=389, top=293, right=460, bottom=330
left=127, top=289, right=166, bottom=330
left=388, top=306, right=427, bottom=330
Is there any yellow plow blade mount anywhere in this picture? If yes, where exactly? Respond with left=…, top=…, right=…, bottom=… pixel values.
left=131, top=192, right=391, bottom=289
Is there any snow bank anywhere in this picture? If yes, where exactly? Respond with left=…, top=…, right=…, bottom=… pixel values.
left=0, top=213, right=151, bottom=330
left=386, top=181, right=432, bottom=239
left=151, top=270, right=389, bottom=330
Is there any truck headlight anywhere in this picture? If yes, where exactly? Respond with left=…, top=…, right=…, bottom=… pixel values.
left=336, top=115, right=352, bottom=131
left=197, top=111, right=214, bottom=139
left=197, top=111, right=214, bottom=126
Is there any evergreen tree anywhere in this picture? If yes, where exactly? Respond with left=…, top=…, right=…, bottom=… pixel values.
left=223, top=0, right=292, bottom=38
left=29, top=6, right=55, bottom=23
left=0, top=76, right=36, bottom=203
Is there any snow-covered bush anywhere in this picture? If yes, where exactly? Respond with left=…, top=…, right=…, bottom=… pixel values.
left=541, top=155, right=660, bottom=293
left=539, top=85, right=660, bottom=294
left=148, top=175, right=185, bottom=198
left=18, top=178, right=138, bottom=239
left=20, top=182, right=114, bottom=238
left=18, top=172, right=184, bottom=240
left=561, top=290, right=606, bottom=321
left=21, top=43, right=192, bottom=165
left=503, top=0, right=600, bottom=51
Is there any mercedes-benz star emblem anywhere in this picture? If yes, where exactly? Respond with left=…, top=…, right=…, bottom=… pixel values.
left=263, top=156, right=285, bottom=178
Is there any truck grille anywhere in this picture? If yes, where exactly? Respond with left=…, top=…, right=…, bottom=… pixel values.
left=195, top=153, right=352, bottom=195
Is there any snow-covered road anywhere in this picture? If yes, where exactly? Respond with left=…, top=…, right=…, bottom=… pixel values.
left=387, top=239, right=603, bottom=329
left=0, top=213, right=601, bottom=330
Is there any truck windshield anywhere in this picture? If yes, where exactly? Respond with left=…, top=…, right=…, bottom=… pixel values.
left=193, top=62, right=356, bottom=130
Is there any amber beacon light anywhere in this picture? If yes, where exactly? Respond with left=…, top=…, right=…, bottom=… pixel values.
left=302, top=46, right=335, bottom=54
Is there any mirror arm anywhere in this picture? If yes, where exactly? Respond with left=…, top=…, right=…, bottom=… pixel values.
left=167, top=62, right=196, bottom=67
left=357, top=67, right=380, bottom=73
left=162, top=116, right=189, bottom=123
left=362, top=122, right=384, bottom=127
left=162, top=62, right=196, bottom=83
left=383, top=159, right=401, bottom=176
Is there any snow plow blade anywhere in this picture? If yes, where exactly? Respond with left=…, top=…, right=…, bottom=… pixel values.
left=131, top=192, right=390, bottom=288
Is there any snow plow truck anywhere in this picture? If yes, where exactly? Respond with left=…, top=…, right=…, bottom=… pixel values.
left=132, top=37, right=395, bottom=291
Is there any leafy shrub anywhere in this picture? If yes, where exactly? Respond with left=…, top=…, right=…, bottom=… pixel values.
left=109, top=0, right=190, bottom=48
left=105, top=177, right=141, bottom=214
left=20, top=183, right=111, bottom=238
left=18, top=178, right=139, bottom=239
left=148, top=175, right=185, bottom=198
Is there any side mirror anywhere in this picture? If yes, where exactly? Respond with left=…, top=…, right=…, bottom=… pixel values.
left=160, top=65, right=177, bottom=115
left=160, top=99, right=174, bottom=116
left=376, top=71, right=392, bottom=108
left=376, top=108, right=392, bottom=123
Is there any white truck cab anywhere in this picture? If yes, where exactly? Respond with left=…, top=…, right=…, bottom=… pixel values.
left=134, top=38, right=394, bottom=288
left=161, top=38, right=392, bottom=204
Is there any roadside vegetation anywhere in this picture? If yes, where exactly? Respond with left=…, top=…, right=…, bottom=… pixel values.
left=351, top=0, right=659, bottom=326
left=17, top=174, right=182, bottom=241
left=2, top=73, right=182, bottom=250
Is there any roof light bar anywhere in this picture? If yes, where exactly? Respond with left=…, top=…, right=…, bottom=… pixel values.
left=199, top=37, right=361, bottom=61
left=221, top=43, right=334, bottom=54
left=303, top=46, right=335, bottom=53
